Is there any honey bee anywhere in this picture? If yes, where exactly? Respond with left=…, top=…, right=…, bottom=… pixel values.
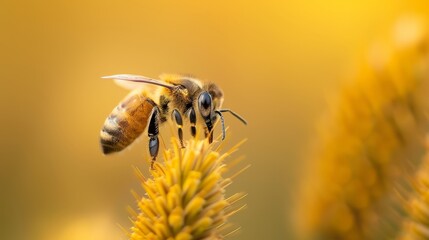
left=100, top=74, right=247, bottom=168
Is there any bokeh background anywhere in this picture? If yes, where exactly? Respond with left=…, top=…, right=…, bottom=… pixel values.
left=2, top=1, right=429, bottom=239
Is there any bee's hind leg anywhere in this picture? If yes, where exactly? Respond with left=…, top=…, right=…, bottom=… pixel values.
left=148, top=107, right=160, bottom=170
left=172, top=109, right=185, bottom=148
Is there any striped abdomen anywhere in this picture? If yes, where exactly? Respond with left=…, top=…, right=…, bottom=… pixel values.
left=100, top=90, right=155, bottom=154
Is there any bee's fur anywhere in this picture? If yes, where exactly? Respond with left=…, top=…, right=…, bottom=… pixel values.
left=100, top=74, right=224, bottom=154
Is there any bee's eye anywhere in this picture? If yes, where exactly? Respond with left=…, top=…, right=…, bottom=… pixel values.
left=198, top=92, right=212, bottom=117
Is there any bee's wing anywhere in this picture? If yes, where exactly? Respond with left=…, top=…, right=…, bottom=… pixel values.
left=102, top=74, right=175, bottom=90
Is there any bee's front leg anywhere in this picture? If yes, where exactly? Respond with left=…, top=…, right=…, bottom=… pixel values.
left=204, top=115, right=214, bottom=143
left=189, top=107, right=197, bottom=138
left=204, top=126, right=213, bottom=143
left=172, top=109, right=185, bottom=148
left=148, top=107, right=160, bottom=170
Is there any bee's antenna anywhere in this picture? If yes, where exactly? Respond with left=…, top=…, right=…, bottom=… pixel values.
left=219, top=109, right=247, bottom=125
left=215, top=110, right=226, bottom=141
left=102, top=74, right=176, bottom=90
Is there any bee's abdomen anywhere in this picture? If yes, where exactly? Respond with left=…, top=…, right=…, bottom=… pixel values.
left=100, top=92, right=155, bottom=154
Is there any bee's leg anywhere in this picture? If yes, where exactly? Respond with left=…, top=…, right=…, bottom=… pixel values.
left=215, top=110, right=226, bottom=141
left=203, top=116, right=214, bottom=143
left=189, top=107, right=197, bottom=138
left=172, top=109, right=185, bottom=148
left=205, top=126, right=213, bottom=143
left=203, top=119, right=214, bottom=143
left=148, top=107, right=160, bottom=169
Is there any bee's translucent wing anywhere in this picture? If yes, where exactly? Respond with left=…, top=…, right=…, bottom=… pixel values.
left=102, top=74, right=175, bottom=90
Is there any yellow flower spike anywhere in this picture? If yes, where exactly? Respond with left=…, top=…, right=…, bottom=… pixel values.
left=168, top=207, right=184, bottom=232
left=129, top=138, right=246, bottom=239
left=155, top=179, right=168, bottom=199
left=143, top=181, right=158, bottom=201
left=399, top=138, right=429, bottom=239
left=130, top=232, right=143, bottom=240
left=133, top=219, right=151, bottom=236
left=207, top=200, right=229, bottom=214
left=206, top=188, right=225, bottom=203
left=154, top=197, right=168, bottom=219
left=220, top=178, right=233, bottom=189
left=154, top=222, right=171, bottom=239
left=192, top=217, right=214, bottom=236
left=199, top=173, right=221, bottom=196
left=227, top=193, right=247, bottom=206
left=201, top=152, right=220, bottom=177
left=182, top=171, right=202, bottom=204
left=166, top=185, right=181, bottom=211
left=167, top=168, right=179, bottom=188
left=139, top=201, right=156, bottom=220
left=181, top=148, right=196, bottom=175
left=175, top=232, right=192, bottom=240
left=184, top=197, right=205, bottom=222
left=296, top=17, right=429, bottom=240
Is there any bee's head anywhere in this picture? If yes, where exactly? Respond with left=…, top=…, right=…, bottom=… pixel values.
left=196, top=83, right=225, bottom=143
left=197, top=83, right=224, bottom=119
left=197, top=91, right=213, bottom=119
left=197, top=91, right=215, bottom=143
left=196, top=82, right=246, bottom=143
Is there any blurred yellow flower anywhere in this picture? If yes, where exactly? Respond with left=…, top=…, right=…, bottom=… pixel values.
left=128, top=138, right=246, bottom=240
left=398, top=137, right=429, bottom=240
left=296, top=16, right=429, bottom=240
left=39, top=214, right=123, bottom=240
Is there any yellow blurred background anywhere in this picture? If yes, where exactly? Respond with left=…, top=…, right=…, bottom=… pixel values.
left=2, top=1, right=429, bottom=239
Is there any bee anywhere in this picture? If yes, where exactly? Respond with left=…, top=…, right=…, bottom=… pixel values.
left=100, top=74, right=247, bottom=168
